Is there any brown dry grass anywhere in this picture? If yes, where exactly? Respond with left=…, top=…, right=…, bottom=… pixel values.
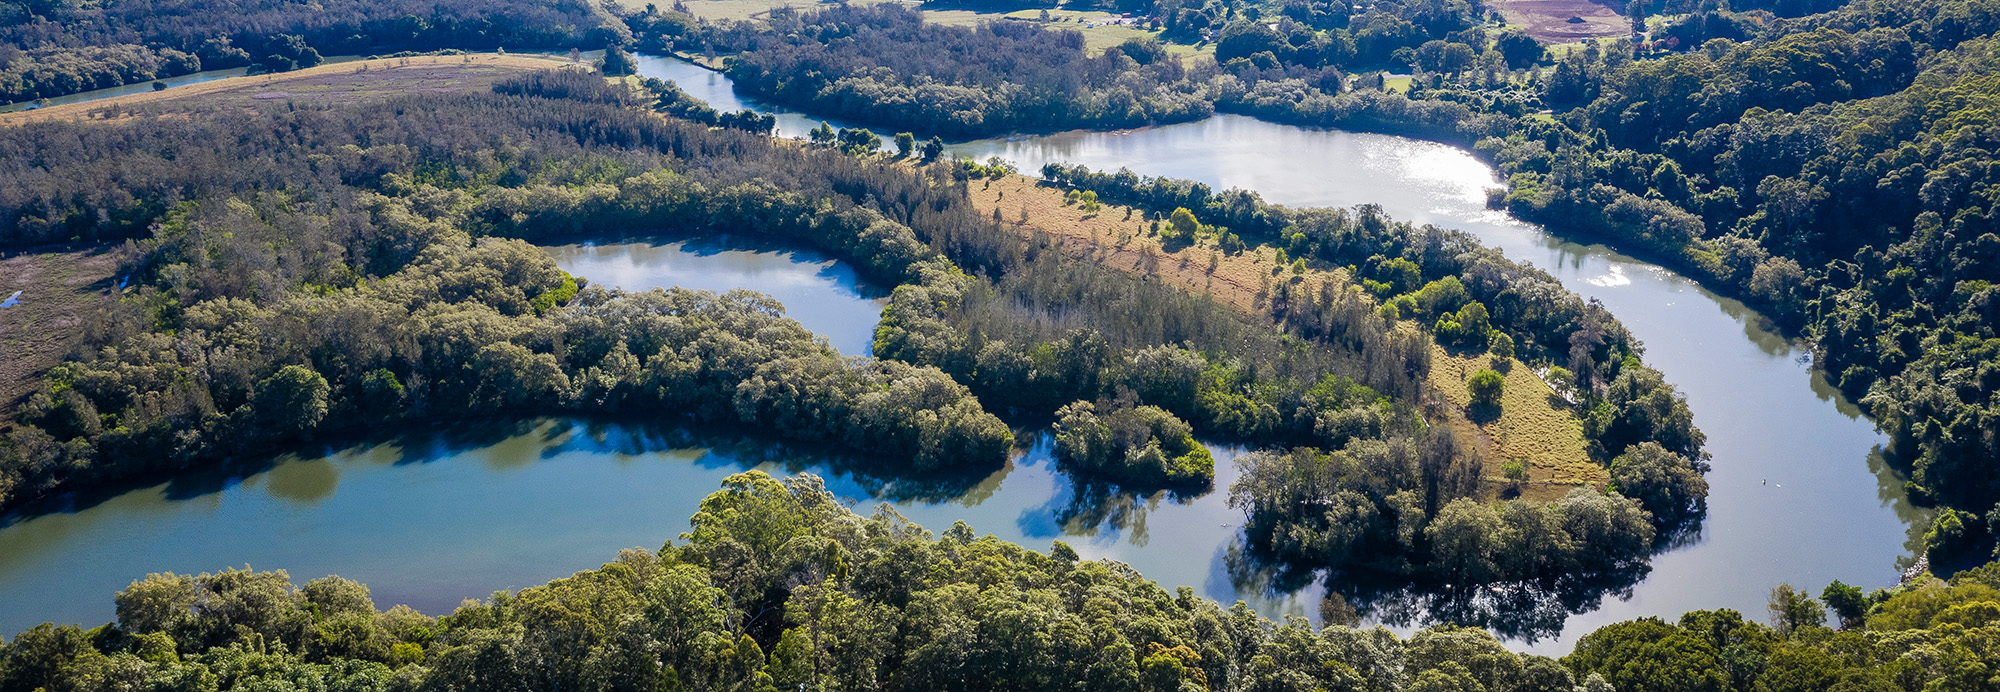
left=1497, top=0, right=1631, bottom=44
left=968, top=174, right=1601, bottom=498
left=967, top=174, right=1342, bottom=314
left=0, top=54, right=579, bottom=126
left=0, top=248, right=122, bottom=425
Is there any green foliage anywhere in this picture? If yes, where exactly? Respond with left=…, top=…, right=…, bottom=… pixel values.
left=1608, top=441, right=1710, bottom=530
left=1766, top=584, right=1826, bottom=637
left=1468, top=368, right=1505, bottom=408
left=600, top=44, right=639, bottom=76
left=1054, top=400, right=1215, bottom=487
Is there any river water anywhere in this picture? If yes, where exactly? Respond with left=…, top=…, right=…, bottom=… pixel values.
left=0, top=57, right=1927, bottom=654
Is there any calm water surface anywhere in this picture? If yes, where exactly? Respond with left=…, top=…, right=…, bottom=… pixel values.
left=543, top=236, right=889, bottom=355
left=0, top=59, right=1925, bottom=654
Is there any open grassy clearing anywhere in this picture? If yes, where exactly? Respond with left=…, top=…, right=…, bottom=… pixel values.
left=0, top=54, right=579, bottom=125
left=0, top=248, right=121, bottom=425
left=1426, top=345, right=1601, bottom=500
left=966, top=174, right=1600, bottom=495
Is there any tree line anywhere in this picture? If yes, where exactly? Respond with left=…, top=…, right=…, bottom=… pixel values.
left=6, top=470, right=2000, bottom=692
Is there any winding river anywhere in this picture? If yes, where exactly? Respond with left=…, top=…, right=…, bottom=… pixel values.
left=0, top=56, right=1928, bottom=655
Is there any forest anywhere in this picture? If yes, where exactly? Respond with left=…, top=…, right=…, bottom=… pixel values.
left=4, top=471, right=1998, bottom=692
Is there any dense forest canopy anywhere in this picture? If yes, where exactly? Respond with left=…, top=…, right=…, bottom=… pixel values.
left=5, top=471, right=2000, bottom=692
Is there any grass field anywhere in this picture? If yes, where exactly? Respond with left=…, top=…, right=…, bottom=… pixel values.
left=0, top=248, right=121, bottom=424
left=1426, top=345, right=1603, bottom=500
left=0, top=54, right=580, bottom=125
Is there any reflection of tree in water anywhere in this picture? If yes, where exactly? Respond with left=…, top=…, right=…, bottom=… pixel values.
left=1044, top=478, right=1209, bottom=548
left=1224, top=535, right=1652, bottom=644
left=547, top=416, right=1006, bottom=504
left=2, top=415, right=1004, bottom=526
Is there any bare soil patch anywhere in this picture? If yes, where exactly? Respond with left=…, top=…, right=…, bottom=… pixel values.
left=1498, top=0, right=1632, bottom=44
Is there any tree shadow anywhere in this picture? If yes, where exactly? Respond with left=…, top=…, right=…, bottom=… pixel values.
left=1223, top=532, right=1654, bottom=644
left=1466, top=400, right=1502, bottom=425
left=0, top=414, right=1005, bottom=528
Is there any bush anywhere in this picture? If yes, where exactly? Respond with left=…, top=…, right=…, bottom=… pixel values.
left=1468, top=369, right=1505, bottom=408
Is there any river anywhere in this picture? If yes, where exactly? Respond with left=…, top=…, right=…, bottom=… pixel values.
left=0, top=57, right=1928, bottom=654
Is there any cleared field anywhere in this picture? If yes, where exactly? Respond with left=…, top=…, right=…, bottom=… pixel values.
left=0, top=54, right=580, bottom=125
left=1496, top=0, right=1631, bottom=43
left=1426, top=345, right=1603, bottom=500
left=0, top=248, right=121, bottom=424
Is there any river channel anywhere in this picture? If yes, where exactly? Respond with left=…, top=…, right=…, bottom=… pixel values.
left=0, top=56, right=1929, bottom=654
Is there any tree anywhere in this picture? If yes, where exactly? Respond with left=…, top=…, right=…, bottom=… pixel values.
left=1564, top=618, right=1728, bottom=692
left=1496, top=31, right=1544, bottom=68
left=1169, top=207, right=1199, bottom=238
left=1489, top=332, right=1515, bottom=360
left=252, top=365, right=330, bottom=437
left=1766, top=584, right=1825, bottom=637
left=1820, top=580, right=1866, bottom=629
left=921, top=135, right=944, bottom=162
left=1416, top=40, right=1475, bottom=75
left=894, top=132, right=915, bottom=158
left=1608, top=442, right=1708, bottom=528
left=1468, top=369, right=1505, bottom=408
left=601, top=45, right=638, bottom=75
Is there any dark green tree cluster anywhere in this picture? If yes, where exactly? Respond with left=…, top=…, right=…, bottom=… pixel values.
left=639, top=77, right=778, bottom=134
left=12, top=471, right=2000, bottom=692
left=0, top=44, right=202, bottom=103
left=0, top=0, right=629, bottom=104
left=706, top=4, right=1213, bottom=137
left=1231, top=443, right=1657, bottom=588
left=1054, top=399, right=1216, bottom=487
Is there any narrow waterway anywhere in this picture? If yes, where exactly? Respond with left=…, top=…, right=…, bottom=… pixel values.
left=0, top=58, right=1927, bottom=654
